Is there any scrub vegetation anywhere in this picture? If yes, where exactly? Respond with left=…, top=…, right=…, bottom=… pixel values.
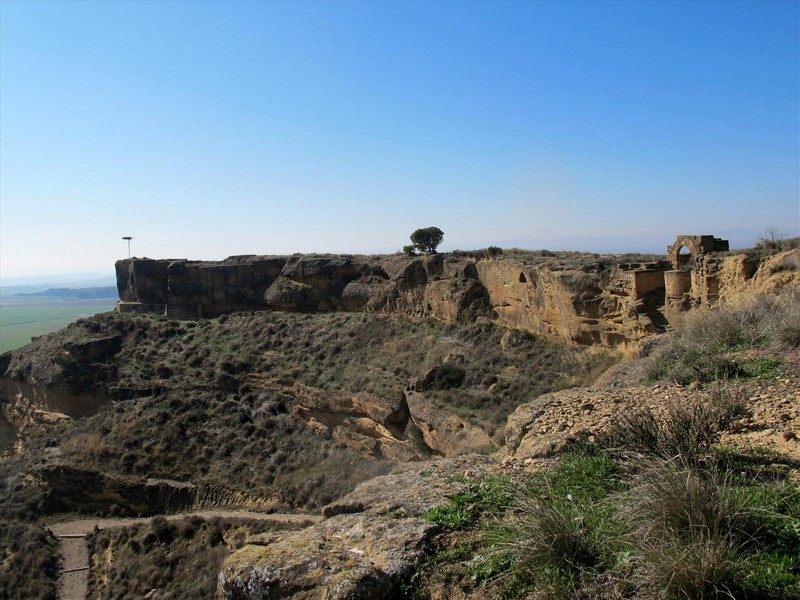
left=408, top=287, right=800, bottom=600
left=2, top=309, right=609, bottom=520
left=414, top=402, right=800, bottom=599
left=647, top=287, right=800, bottom=384
left=0, top=521, right=60, bottom=600
left=86, top=516, right=298, bottom=600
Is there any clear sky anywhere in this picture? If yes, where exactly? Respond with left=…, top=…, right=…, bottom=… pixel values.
left=1, top=0, right=798, bottom=277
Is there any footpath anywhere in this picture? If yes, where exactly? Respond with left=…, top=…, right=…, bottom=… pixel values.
left=49, top=510, right=320, bottom=600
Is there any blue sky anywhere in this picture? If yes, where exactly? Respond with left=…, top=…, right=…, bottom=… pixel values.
left=1, top=0, right=798, bottom=277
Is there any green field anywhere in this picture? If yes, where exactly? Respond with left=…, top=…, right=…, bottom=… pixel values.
left=0, top=297, right=117, bottom=353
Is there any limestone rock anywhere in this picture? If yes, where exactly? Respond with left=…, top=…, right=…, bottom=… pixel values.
left=264, top=278, right=319, bottom=311
left=220, top=456, right=498, bottom=599
left=114, top=245, right=800, bottom=349
left=285, top=383, right=429, bottom=462
left=218, top=514, right=437, bottom=599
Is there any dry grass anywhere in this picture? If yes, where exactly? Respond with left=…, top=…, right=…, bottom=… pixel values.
left=620, top=461, right=764, bottom=599
left=647, top=287, right=799, bottom=384
left=0, top=521, right=59, bottom=600
left=86, top=516, right=296, bottom=600
left=602, top=386, right=749, bottom=464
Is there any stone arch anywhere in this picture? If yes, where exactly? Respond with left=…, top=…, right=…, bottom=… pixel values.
left=668, top=236, right=702, bottom=270
left=676, top=245, right=692, bottom=269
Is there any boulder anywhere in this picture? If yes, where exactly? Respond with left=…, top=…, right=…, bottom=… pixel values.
left=322, top=454, right=497, bottom=519
left=218, top=514, right=437, bottom=599
left=404, top=391, right=492, bottom=457
left=220, top=456, right=498, bottom=599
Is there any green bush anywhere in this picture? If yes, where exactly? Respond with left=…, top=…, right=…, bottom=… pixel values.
left=428, top=363, right=466, bottom=390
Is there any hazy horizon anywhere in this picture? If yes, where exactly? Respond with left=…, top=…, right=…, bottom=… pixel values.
left=2, top=1, right=798, bottom=279
left=1, top=226, right=791, bottom=285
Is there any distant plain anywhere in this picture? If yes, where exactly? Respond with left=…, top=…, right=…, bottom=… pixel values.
left=0, top=296, right=117, bottom=353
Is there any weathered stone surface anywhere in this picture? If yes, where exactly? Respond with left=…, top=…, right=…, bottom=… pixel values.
left=219, top=514, right=437, bottom=600
left=0, top=330, right=122, bottom=439
left=219, top=455, right=499, bottom=600
left=284, top=382, right=429, bottom=462
left=404, top=391, right=493, bottom=457
left=322, top=454, right=497, bottom=518
left=115, top=242, right=799, bottom=349
left=218, top=456, right=498, bottom=598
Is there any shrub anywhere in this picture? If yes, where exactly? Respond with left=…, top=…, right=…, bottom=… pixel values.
left=87, top=516, right=293, bottom=599
left=765, top=286, right=800, bottom=348
left=648, top=288, right=800, bottom=385
left=646, top=343, right=746, bottom=384
left=428, top=363, right=466, bottom=390
left=620, top=461, right=765, bottom=599
left=602, top=387, right=749, bottom=463
left=473, top=451, right=622, bottom=595
left=0, top=521, right=59, bottom=600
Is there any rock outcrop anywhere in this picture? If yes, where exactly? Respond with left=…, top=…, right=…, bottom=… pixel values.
left=116, top=243, right=800, bottom=351
left=219, top=455, right=497, bottom=599
left=0, top=332, right=122, bottom=447
left=115, top=253, right=673, bottom=350
left=257, top=380, right=494, bottom=460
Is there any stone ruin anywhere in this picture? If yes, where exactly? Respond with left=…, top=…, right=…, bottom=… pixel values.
left=664, top=235, right=730, bottom=313
left=615, top=235, right=732, bottom=326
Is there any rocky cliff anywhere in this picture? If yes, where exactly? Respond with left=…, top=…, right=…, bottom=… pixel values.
left=116, top=248, right=800, bottom=351
left=116, top=253, right=668, bottom=350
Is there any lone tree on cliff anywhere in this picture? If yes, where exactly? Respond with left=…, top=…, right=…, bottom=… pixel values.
left=410, top=227, right=444, bottom=254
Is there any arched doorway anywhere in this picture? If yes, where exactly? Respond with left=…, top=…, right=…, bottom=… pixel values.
left=677, top=246, right=692, bottom=269
left=668, top=236, right=701, bottom=270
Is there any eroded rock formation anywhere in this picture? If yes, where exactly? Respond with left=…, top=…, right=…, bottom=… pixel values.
left=116, top=238, right=798, bottom=352
left=115, top=253, right=668, bottom=350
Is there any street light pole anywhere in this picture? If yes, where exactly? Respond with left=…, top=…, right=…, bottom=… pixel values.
left=122, top=236, right=132, bottom=259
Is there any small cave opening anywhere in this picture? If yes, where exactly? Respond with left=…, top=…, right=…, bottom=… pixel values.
left=519, top=272, right=527, bottom=283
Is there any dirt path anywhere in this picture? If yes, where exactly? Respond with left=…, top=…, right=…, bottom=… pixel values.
left=49, top=510, right=321, bottom=600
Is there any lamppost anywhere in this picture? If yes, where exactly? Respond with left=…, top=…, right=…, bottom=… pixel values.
left=122, top=236, right=132, bottom=259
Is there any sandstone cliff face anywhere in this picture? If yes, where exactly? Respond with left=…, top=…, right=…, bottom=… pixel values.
left=718, top=249, right=800, bottom=305
left=0, top=333, right=120, bottom=448
left=116, top=254, right=677, bottom=349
